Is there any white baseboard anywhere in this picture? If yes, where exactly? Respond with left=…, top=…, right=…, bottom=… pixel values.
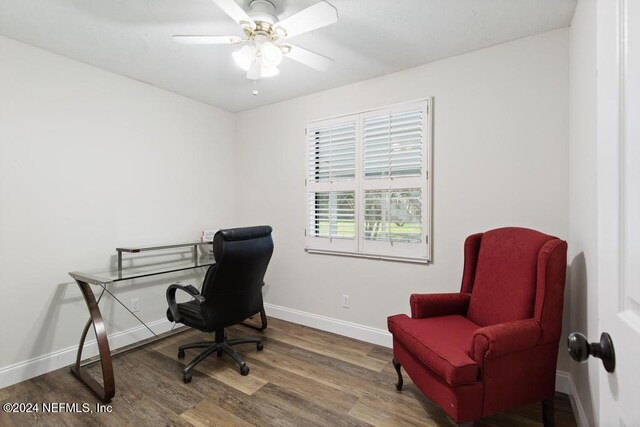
left=0, top=318, right=174, bottom=389
left=567, top=371, right=590, bottom=427
left=263, top=303, right=393, bottom=347
left=555, top=370, right=571, bottom=395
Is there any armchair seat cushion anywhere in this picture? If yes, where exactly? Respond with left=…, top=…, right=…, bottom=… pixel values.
left=388, top=314, right=481, bottom=386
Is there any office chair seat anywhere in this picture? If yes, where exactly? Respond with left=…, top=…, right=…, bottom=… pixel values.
left=166, top=301, right=207, bottom=330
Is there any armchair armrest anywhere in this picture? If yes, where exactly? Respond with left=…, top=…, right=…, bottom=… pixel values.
left=410, top=293, right=471, bottom=319
left=471, top=318, right=541, bottom=363
left=166, top=284, right=205, bottom=323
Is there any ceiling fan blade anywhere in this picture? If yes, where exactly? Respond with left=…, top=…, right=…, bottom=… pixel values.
left=285, top=44, right=334, bottom=71
left=172, top=35, right=241, bottom=45
left=210, top=0, right=255, bottom=27
left=274, top=1, right=338, bottom=38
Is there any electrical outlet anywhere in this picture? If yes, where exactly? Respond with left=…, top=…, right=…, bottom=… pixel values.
left=131, top=298, right=140, bottom=313
left=342, top=295, right=350, bottom=309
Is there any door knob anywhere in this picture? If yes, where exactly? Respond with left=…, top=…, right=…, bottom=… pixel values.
left=567, top=332, right=615, bottom=373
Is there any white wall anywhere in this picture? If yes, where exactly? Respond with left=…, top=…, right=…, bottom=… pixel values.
left=0, top=28, right=573, bottom=389
left=0, top=36, right=237, bottom=385
left=236, top=30, right=570, bottom=368
left=568, top=0, right=599, bottom=425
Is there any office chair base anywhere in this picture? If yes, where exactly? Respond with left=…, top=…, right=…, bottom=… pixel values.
left=178, top=335, right=262, bottom=381
left=242, top=308, right=268, bottom=331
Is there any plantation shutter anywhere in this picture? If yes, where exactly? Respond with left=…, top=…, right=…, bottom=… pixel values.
left=308, top=191, right=356, bottom=239
left=305, top=116, right=359, bottom=252
left=306, top=99, right=431, bottom=261
left=308, top=121, right=356, bottom=182
left=363, top=109, right=423, bottom=178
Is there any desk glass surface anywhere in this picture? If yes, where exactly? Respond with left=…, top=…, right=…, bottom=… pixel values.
left=69, top=256, right=215, bottom=285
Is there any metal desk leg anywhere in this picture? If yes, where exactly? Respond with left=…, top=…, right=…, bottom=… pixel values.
left=70, top=280, right=115, bottom=402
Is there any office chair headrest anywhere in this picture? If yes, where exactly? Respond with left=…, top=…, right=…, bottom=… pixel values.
left=216, top=226, right=273, bottom=242
left=212, top=225, right=273, bottom=263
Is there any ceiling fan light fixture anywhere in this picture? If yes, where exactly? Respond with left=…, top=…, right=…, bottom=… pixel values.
left=245, top=57, right=280, bottom=80
left=260, top=62, right=280, bottom=78
left=253, top=34, right=268, bottom=49
left=247, top=59, right=262, bottom=80
left=232, top=45, right=257, bottom=71
left=260, top=41, right=283, bottom=67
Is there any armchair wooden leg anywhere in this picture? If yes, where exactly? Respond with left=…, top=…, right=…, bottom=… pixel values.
left=542, top=399, right=555, bottom=427
left=392, top=358, right=403, bottom=391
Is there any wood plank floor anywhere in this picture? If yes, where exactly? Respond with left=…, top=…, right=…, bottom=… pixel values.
left=0, top=317, right=577, bottom=426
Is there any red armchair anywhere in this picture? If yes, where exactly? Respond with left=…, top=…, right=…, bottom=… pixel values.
left=387, top=227, right=567, bottom=426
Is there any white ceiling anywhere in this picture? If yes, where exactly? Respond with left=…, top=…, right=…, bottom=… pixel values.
left=0, top=0, right=576, bottom=112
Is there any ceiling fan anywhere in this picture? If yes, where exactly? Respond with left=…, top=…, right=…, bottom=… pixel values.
left=173, top=0, right=338, bottom=80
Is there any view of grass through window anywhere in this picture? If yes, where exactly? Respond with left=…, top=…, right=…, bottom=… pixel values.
left=364, top=189, right=422, bottom=243
left=310, top=190, right=422, bottom=242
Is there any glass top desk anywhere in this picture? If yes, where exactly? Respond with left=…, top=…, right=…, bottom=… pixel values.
left=68, top=242, right=215, bottom=402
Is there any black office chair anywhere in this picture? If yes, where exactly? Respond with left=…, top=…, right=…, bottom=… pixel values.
left=166, top=225, right=273, bottom=382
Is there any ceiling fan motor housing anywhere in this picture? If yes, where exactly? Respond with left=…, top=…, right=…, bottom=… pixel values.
left=248, top=0, right=278, bottom=25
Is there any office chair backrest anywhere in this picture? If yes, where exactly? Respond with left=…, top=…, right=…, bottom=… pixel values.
left=201, top=225, right=273, bottom=329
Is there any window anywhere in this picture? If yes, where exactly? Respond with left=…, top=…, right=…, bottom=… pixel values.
left=305, top=100, right=431, bottom=262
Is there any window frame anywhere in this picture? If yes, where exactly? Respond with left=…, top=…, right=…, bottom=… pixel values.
left=305, top=99, right=432, bottom=263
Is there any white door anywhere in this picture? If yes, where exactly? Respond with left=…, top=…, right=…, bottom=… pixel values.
left=596, top=0, right=640, bottom=425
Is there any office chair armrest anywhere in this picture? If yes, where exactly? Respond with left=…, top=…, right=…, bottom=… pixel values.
left=166, top=284, right=206, bottom=323
left=410, top=293, right=471, bottom=319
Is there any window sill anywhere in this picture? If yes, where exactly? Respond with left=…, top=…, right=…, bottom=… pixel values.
left=305, top=248, right=431, bottom=264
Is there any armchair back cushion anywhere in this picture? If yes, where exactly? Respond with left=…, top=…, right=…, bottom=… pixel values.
left=466, top=227, right=556, bottom=327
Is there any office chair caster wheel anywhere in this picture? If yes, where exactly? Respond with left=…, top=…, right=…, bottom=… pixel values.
left=257, top=342, right=264, bottom=351
left=183, top=373, right=192, bottom=383
left=240, top=365, right=249, bottom=376
left=177, top=350, right=185, bottom=359
left=216, top=347, right=223, bottom=357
